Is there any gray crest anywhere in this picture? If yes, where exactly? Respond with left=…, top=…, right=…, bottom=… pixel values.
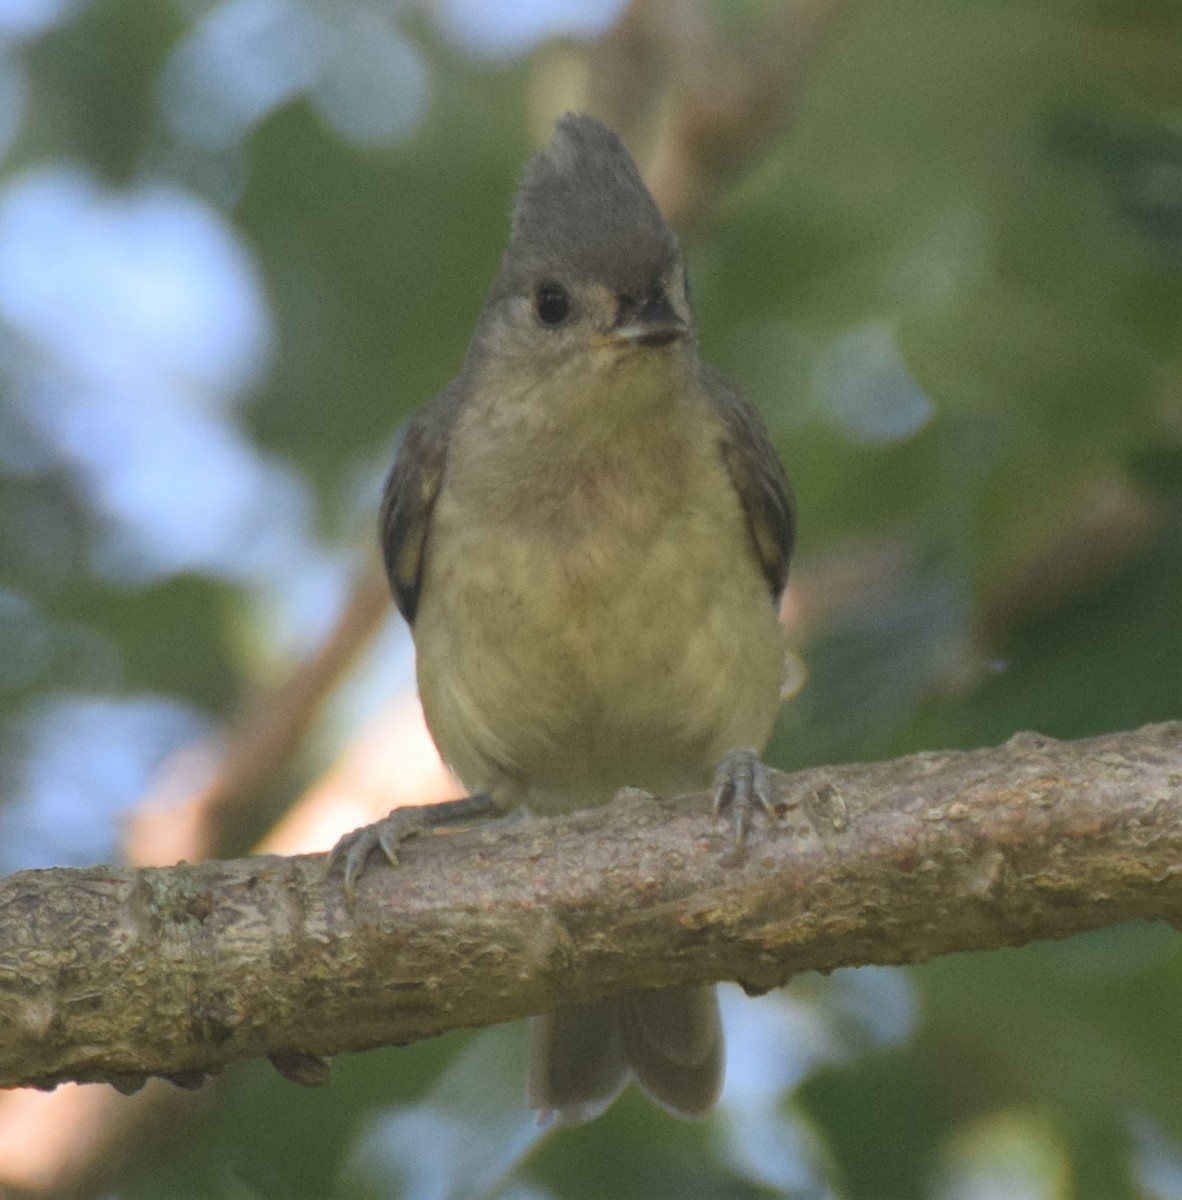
left=491, top=113, right=681, bottom=301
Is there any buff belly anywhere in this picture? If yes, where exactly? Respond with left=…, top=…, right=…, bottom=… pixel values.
left=412, top=420, right=784, bottom=813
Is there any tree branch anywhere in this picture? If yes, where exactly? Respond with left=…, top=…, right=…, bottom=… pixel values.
left=3, top=721, right=1181, bottom=1093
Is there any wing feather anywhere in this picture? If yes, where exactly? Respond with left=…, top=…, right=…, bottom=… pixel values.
left=702, top=362, right=795, bottom=600
left=379, top=377, right=466, bottom=624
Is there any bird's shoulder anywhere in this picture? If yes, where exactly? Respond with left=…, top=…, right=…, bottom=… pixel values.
left=698, top=361, right=796, bottom=599
left=379, top=375, right=468, bottom=624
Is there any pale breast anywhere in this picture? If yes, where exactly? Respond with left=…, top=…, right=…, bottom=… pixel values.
left=412, top=375, right=785, bottom=811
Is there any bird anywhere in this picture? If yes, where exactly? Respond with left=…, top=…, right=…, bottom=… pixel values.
left=331, top=112, right=795, bottom=1126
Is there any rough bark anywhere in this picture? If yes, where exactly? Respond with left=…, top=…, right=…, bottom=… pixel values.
left=2, top=721, right=1180, bottom=1093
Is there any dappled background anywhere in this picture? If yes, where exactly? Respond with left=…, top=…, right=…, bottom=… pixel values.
left=2, top=0, right=1182, bottom=1196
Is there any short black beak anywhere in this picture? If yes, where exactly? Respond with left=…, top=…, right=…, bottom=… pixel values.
left=610, top=292, right=688, bottom=347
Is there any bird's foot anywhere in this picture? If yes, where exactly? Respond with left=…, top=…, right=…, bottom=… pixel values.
left=711, top=748, right=778, bottom=864
left=327, top=792, right=498, bottom=908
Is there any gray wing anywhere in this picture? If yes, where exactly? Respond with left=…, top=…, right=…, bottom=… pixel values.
left=701, top=362, right=795, bottom=600
left=379, top=377, right=467, bottom=625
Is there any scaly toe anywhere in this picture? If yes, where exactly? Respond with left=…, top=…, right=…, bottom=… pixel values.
left=328, top=809, right=429, bottom=908
left=711, top=748, right=777, bottom=858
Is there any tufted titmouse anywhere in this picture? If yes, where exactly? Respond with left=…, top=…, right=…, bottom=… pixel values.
left=333, top=113, right=795, bottom=1126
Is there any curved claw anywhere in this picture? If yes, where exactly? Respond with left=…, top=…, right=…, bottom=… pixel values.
left=326, top=793, right=500, bottom=910
left=711, top=747, right=777, bottom=860
left=327, top=809, right=429, bottom=908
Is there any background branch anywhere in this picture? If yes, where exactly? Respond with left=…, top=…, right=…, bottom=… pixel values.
left=4, top=721, right=1180, bottom=1093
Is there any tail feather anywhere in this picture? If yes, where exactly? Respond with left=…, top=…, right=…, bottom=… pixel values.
left=528, top=997, right=628, bottom=1126
left=528, top=985, right=723, bottom=1126
left=620, top=984, right=724, bottom=1117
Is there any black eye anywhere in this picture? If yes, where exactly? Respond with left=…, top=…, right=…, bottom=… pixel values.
left=534, top=283, right=570, bottom=326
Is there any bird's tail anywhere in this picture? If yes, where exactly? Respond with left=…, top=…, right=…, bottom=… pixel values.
left=528, top=984, right=724, bottom=1126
